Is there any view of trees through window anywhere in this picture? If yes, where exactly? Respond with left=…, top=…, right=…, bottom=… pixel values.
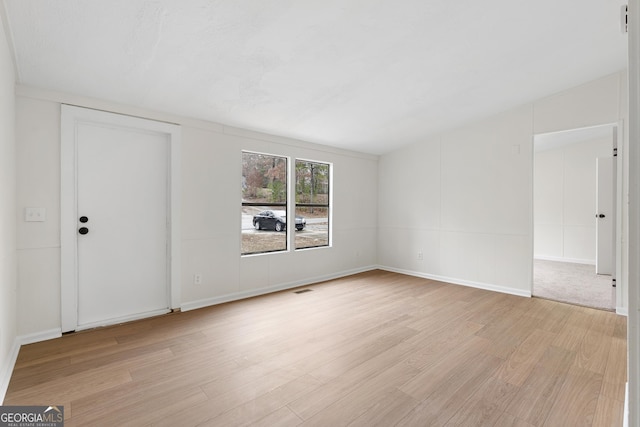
left=241, top=152, right=331, bottom=255
left=295, top=160, right=330, bottom=249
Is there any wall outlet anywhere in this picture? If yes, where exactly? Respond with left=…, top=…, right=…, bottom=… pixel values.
left=417, top=251, right=423, bottom=261
left=193, top=273, right=202, bottom=285
left=25, top=207, right=46, bottom=222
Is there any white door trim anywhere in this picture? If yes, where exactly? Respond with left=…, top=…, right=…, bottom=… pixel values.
left=60, top=105, right=181, bottom=333
left=614, top=120, right=624, bottom=313
left=532, top=123, right=623, bottom=304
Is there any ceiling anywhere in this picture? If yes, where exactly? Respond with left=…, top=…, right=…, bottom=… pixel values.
left=1, top=0, right=628, bottom=155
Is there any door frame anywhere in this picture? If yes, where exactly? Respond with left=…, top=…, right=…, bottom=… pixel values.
left=531, top=122, right=624, bottom=310
left=60, top=105, right=181, bottom=333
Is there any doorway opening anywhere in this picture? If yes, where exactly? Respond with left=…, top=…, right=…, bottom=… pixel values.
left=532, top=124, right=619, bottom=311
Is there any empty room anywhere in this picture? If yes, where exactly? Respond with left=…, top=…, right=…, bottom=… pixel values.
left=0, top=1, right=639, bottom=426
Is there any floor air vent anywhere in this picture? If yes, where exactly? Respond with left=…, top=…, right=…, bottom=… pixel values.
left=294, top=289, right=313, bottom=294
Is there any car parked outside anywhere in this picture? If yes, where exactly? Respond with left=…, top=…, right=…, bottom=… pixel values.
left=253, top=210, right=306, bottom=231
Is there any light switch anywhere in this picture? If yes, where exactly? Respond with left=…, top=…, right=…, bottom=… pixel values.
left=25, top=207, right=46, bottom=222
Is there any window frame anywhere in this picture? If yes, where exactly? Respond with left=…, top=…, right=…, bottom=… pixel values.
left=294, top=158, right=332, bottom=251
left=241, top=151, right=333, bottom=256
left=241, top=150, right=289, bottom=256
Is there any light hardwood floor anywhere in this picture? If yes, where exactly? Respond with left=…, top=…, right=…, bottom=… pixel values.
left=5, top=270, right=627, bottom=426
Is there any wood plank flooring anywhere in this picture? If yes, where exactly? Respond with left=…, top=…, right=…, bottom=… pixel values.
left=4, top=270, right=627, bottom=426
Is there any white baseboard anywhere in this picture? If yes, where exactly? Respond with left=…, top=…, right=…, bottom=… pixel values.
left=1, top=328, right=65, bottom=403
left=534, top=255, right=595, bottom=265
left=0, top=338, right=20, bottom=404
left=617, top=307, right=629, bottom=316
left=377, top=266, right=532, bottom=298
left=18, top=328, right=62, bottom=346
left=181, top=265, right=378, bottom=312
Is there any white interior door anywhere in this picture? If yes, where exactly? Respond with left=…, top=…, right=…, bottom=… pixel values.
left=596, top=156, right=614, bottom=275
left=76, top=124, right=169, bottom=328
left=61, top=105, right=181, bottom=332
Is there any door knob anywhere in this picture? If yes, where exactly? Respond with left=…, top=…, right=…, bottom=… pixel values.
left=78, top=227, right=89, bottom=235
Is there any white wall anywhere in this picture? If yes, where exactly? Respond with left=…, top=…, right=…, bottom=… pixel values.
left=0, top=10, right=17, bottom=402
left=379, top=106, right=533, bottom=295
left=379, top=72, right=627, bottom=303
left=14, top=86, right=378, bottom=338
left=534, top=137, right=612, bottom=263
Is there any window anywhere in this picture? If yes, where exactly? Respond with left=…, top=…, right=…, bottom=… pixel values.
left=295, top=160, right=330, bottom=250
left=241, top=152, right=288, bottom=255
left=241, top=153, right=331, bottom=255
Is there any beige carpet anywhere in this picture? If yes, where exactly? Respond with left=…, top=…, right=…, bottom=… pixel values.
left=533, top=259, right=615, bottom=311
